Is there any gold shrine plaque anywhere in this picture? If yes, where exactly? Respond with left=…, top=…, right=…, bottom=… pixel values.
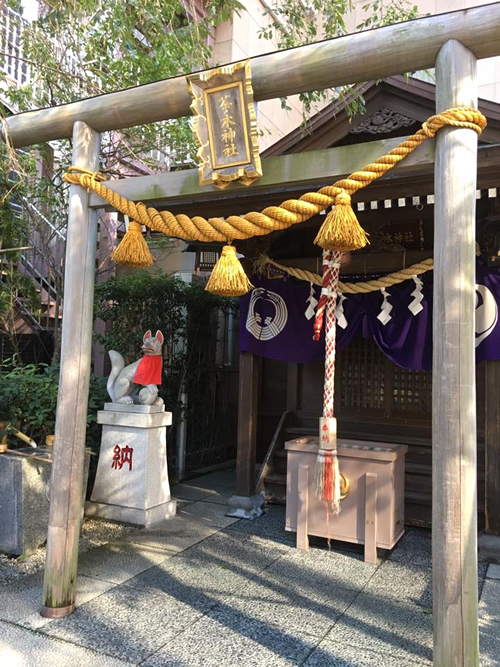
left=188, top=61, right=262, bottom=189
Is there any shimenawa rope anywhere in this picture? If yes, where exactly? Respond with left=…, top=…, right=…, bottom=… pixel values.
left=63, top=107, right=485, bottom=296
left=259, top=256, right=434, bottom=293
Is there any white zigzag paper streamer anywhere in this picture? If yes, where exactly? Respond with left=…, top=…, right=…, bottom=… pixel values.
left=305, top=282, right=318, bottom=320
left=336, top=293, right=348, bottom=329
left=377, top=288, right=393, bottom=326
left=408, top=275, right=424, bottom=316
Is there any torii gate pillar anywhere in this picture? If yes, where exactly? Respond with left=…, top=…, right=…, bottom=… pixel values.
left=432, top=39, right=479, bottom=667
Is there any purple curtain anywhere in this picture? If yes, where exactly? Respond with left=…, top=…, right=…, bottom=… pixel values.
left=239, top=263, right=500, bottom=370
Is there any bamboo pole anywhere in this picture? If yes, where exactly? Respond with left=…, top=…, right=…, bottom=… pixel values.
left=4, top=4, right=500, bottom=148
left=433, top=40, right=479, bottom=666
left=41, top=122, right=100, bottom=618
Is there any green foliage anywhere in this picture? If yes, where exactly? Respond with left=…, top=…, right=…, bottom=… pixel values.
left=94, top=270, right=233, bottom=371
left=259, top=0, right=425, bottom=121
left=0, top=362, right=59, bottom=440
left=0, top=0, right=243, bottom=361
left=0, top=0, right=245, bottom=307
left=356, top=1, right=423, bottom=29
left=0, top=358, right=107, bottom=447
left=0, top=269, right=41, bottom=325
left=4, top=0, right=244, bottom=177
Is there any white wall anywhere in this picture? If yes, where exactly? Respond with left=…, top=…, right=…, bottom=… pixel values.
left=212, top=0, right=317, bottom=151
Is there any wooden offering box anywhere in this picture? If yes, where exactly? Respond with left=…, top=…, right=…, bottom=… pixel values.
left=285, top=437, right=408, bottom=562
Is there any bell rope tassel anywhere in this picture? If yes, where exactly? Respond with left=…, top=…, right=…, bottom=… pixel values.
left=314, top=192, right=369, bottom=252
left=111, top=220, right=154, bottom=268
left=205, top=245, right=253, bottom=297
left=315, top=417, right=341, bottom=514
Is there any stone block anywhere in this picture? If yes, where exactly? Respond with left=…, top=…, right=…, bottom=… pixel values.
left=226, top=493, right=264, bottom=520
left=0, top=446, right=90, bottom=556
left=87, top=406, right=176, bottom=526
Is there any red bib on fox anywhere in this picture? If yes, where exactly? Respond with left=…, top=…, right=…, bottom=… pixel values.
left=133, top=355, right=163, bottom=385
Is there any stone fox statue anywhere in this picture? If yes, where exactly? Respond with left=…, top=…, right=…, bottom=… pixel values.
left=107, top=330, right=164, bottom=405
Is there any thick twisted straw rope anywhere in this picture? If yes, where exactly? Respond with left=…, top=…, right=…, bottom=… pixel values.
left=262, top=256, right=434, bottom=293
left=63, top=108, right=485, bottom=244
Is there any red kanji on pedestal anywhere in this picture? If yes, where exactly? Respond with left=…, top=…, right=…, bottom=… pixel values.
left=111, top=444, right=134, bottom=471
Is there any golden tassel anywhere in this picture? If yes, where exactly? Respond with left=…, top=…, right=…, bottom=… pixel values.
left=314, top=192, right=369, bottom=252
left=111, top=220, right=154, bottom=268
left=205, top=245, right=253, bottom=297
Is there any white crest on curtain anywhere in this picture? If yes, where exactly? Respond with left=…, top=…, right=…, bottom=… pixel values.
left=305, top=282, right=318, bottom=320
left=336, top=293, right=348, bottom=329
left=377, top=287, right=393, bottom=326
left=246, top=288, right=288, bottom=341
left=475, top=284, right=498, bottom=347
left=408, top=275, right=424, bottom=316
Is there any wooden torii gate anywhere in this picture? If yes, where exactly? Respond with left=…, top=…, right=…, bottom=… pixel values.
left=4, top=5, right=500, bottom=665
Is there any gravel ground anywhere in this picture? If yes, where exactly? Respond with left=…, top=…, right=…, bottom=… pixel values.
left=0, top=519, right=137, bottom=585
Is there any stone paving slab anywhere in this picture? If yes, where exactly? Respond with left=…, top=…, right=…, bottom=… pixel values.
left=171, top=483, right=217, bottom=501
left=39, top=584, right=204, bottom=664
left=479, top=578, right=500, bottom=626
left=268, top=547, right=379, bottom=594
left=221, top=577, right=358, bottom=638
left=217, top=547, right=378, bottom=637
left=196, top=488, right=233, bottom=505
left=363, top=560, right=433, bottom=608
left=487, top=563, right=500, bottom=580
left=141, top=607, right=318, bottom=667
left=182, top=471, right=235, bottom=490
left=176, top=500, right=240, bottom=529
left=122, top=501, right=239, bottom=554
left=325, top=590, right=434, bottom=664
left=77, top=541, right=174, bottom=584
left=226, top=505, right=296, bottom=545
left=479, top=620, right=500, bottom=667
left=123, top=516, right=218, bottom=553
left=0, top=572, right=115, bottom=627
left=387, top=528, right=432, bottom=567
left=125, top=532, right=288, bottom=613
left=478, top=578, right=500, bottom=666
left=0, top=620, right=131, bottom=667
left=304, top=640, right=431, bottom=666
left=364, top=558, right=488, bottom=611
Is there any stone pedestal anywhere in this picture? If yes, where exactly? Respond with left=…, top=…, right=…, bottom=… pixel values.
left=226, top=493, right=264, bottom=520
left=86, top=404, right=176, bottom=526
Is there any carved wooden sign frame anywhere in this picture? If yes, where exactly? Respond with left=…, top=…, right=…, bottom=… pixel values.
left=187, top=60, right=262, bottom=189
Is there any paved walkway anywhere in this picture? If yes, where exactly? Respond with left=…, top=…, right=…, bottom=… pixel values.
left=1, top=469, right=499, bottom=666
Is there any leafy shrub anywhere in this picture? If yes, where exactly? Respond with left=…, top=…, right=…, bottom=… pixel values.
left=0, top=359, right=107, bottom=448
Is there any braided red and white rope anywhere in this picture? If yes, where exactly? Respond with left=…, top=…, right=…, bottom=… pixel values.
left=323, top=250, right=342, bottom=417
left=314, top=249, right=343, bottom=513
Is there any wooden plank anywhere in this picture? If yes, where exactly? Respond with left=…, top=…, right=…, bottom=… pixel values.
left=41, top=122, right=100, bottom=617
left=5, top=5, right=500, bottom=147
left=485, top=360, right=500, bottom=535
left=234, top=352, right=259, bottom=497
left=296, top=464, right=310, bottom=551
left=432, top=40, right=479, bottom=667
left=364, top=472, right=378, bottom=563
left=88, top=137, right=436, bottom=210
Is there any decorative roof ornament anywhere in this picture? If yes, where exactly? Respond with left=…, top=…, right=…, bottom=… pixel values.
left=351, top=108, right=415, bottom=135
